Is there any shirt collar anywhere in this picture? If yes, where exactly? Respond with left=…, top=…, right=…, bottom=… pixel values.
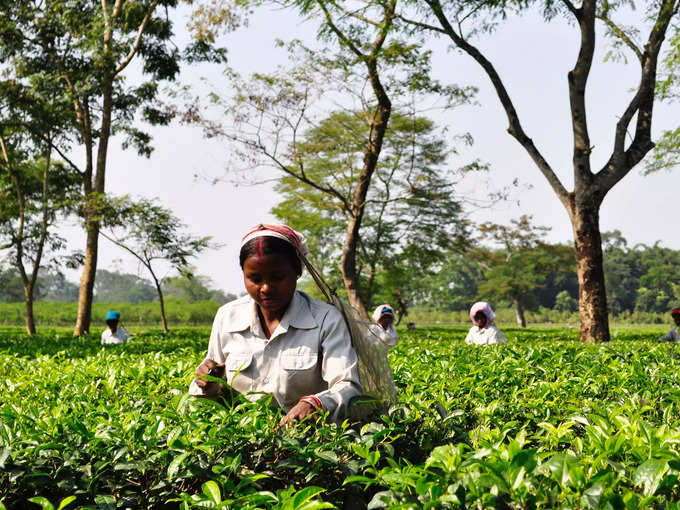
left=279, top=291, right=318, bottom=331
left=223, top=291, right=317, bottom=334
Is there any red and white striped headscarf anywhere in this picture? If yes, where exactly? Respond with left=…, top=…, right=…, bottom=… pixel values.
left=470, top=301, right=495, bottom=328
left=240, top=224, right=309, bottom=258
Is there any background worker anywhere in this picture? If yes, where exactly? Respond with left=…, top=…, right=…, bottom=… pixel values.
left=369, top=304, right=399, bottom=347
left=101, top=310, right=130, bottom=345
left=465, top=301, right=507, bottom=345
left=659, top=308, right=680, bottom=342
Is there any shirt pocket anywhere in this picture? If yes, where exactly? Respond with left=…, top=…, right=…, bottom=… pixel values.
left=225, top=352, right=253, bottom=374
left=280, top=346, right=318, bottom=371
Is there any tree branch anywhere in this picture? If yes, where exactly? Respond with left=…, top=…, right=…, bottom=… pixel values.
left=100, top=230, right=152, bottom=271
left=41, top=136, right=84, bottom=175
left=415, top=0, right=570, bottom=209
left=316, top=0, right=365, bottom=58
left=115, top=0, right=159, bottom=75
left=560, top=0, right=579, bottom=18
left=596, top=13, right=643, bottom=62
left=567, top=0, right=596, bottom=193
left=596, top=0, right=678, bottom=195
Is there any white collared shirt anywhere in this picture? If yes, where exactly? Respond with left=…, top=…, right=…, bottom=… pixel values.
left=189, top=291, right=362, bottom=421
left=660, top=327, right=680, bottom=342
left=101, top=327, right=130, bottom=345
left=464, top=324, right=507, bottom=345
left=367, top=323, right=399, bottom=347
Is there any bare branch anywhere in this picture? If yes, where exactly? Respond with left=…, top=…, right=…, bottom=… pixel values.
left=596, top=13, right=643, bottom=61
left=100, top=230, right=152, bottom=270
left=396, top=14, right=447, bottom=34
left=560, top=0, right=579, bottom=18
left=316, top=1, right=365, bottom=58
left=567, top=0, right=596, bottom=191
left=414, top=0, right=570, bottom=208
left=41, top=137, right=84, bottom=175
left=115, top=0, right=159, bottom=75
left=596, top=0, right=677, bottom=195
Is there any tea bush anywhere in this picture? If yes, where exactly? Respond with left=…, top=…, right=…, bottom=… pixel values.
left=2, top=326, right=680, bottom=508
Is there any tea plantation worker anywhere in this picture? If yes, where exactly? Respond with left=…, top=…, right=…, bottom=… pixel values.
left=464, top=301, right=507, bottom=345
left=368, top=304, right=399, bottom=347
left=101, top=310, right=130, bottom=345
left=659, top=307, right=680, bottom=342
left=189, top=224, right=362, bottom=426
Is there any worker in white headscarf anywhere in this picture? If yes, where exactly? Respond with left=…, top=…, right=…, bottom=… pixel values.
left=464, top=301, right=507, bottom=345
left=189, top=223, right=362, bottom=425
left=368, top=304, right=399, bottom=347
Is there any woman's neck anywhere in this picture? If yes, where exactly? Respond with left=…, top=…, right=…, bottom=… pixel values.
left=257, top=302, right=290, bottom=339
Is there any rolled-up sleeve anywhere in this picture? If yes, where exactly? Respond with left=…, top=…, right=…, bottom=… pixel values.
left=314, top=308, right=363, bottom=421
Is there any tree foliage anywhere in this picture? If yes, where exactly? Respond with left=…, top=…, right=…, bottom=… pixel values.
left=273, top=109, right=470, bottom=320
left=99, top=196, right=216, bottom=332
left=0, top=0, right=227, bottom=334
left=474, top=216, right=576, bottom=327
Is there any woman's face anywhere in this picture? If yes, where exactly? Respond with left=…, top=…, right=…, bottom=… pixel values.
left=243, top=253, right=298, bottom=316
left=473, top=311, right=487, bottom=328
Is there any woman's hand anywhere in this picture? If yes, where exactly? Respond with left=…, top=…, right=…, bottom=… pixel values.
left=278, top=400, right=318, bottom=429
left=195, top=359, right=225, bottom=389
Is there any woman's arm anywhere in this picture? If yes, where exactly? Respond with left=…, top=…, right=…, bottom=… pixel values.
left=315, top=308, right=363, bottom=421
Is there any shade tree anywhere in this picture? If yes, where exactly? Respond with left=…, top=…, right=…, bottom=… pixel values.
left=0, top=0, right=226, bottom=334
left=98, top=196, right=215, bottom=333
left=180, top=0, right=474, bottom=318
left=398, top=0, right=680, bottom=341
left=0, top=79, right=81, bottom=334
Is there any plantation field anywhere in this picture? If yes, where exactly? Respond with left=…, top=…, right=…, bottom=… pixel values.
left=2, top=326, right=680, bottom=509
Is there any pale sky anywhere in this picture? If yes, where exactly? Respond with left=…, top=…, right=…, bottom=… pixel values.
left=56, top=4, right=680, bottom=295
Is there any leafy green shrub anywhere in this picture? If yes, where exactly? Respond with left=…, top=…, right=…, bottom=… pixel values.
left=2, top=326, right=680, bottom=508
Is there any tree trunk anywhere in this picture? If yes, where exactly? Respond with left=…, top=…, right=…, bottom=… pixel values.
left=23, top=286, right=36, bottom=335
left=74, top=219, right=99, bottom=334
left=571, top=204, right=610, bottom=343
left=74, top=76, right=114, bottom=335
left=341, top=214, right=369, bottom=320
left=393, top=291, right=407, bottom=326
left=512, top=299, right=526, bottom=327
left=151, top=273, right=170, bottom=334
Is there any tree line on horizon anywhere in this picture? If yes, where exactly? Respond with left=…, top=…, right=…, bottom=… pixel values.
left=0, top=268, right=236, bottom=306
left=2, top=230, right=677, bottom=329
left=1, top=0, right=679, bottom=340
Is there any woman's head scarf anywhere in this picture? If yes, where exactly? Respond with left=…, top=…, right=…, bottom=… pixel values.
left=469, top=301, right=495, bottom=328
left=672, top=307, right=680, bottom=317
left=240, top=224, right=309, bottom=258
left=372, top=304, right=395, bottom=322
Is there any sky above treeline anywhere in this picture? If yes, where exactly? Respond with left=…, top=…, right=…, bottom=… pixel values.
left=56, top=3, right=680, bottom=295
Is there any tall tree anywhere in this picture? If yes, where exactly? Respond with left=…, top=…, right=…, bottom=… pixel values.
left=99, top=196, right=214, bottom=333
left=0, top=0, right=225, bottom=334
left=0, top=78, right=80, bottom=334
left=272, top=110, right=470, bottom=318
left=187, top=29, right=471, bottom=317
left=475, top=216, right=576, bottom=327
left=399, top=0, right=680, bottom=341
